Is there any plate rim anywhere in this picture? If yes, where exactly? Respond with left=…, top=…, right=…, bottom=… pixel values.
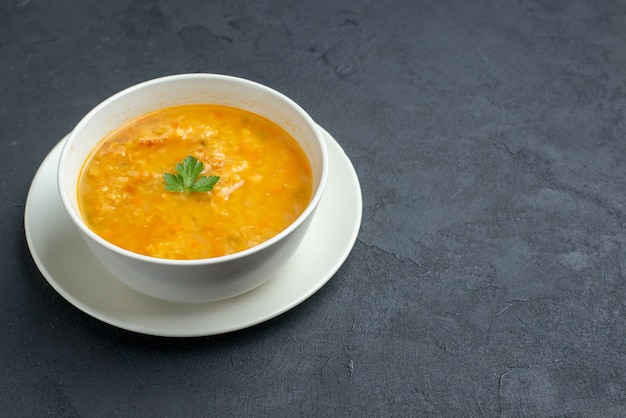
left=24, top=125, right=362, bottom=337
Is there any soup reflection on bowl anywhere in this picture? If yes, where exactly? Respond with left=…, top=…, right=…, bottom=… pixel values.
left=57, top=74, right=328, bottom=303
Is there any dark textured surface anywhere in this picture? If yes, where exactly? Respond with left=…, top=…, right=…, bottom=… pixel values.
left=2, top=0, right=626, bottom=416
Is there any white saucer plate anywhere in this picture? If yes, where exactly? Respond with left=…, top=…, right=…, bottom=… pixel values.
left=24, top=126, right=362, bottom=337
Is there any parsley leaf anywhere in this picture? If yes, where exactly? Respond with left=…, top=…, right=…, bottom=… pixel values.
left=164, top=156, right=220, bottom=193
left=190, top=175, right=220, bottom=192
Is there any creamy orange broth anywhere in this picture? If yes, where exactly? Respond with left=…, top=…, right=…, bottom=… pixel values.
left=78, top=104, right=312, bottom=260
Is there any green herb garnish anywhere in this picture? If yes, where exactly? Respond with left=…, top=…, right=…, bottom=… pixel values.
left=164, top=156, right=220, bottom=193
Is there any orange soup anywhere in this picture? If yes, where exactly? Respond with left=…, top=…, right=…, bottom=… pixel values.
left=77, top=104, right=312, bottom=260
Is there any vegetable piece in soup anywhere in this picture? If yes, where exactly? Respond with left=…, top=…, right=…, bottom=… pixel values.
left=77, top=104, right=313, bottom=260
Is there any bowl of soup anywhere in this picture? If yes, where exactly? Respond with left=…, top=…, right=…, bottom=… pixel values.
left=57, top=74, right=328, bottom=303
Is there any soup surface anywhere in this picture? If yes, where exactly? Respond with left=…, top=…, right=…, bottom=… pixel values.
left=78, top=104, right=312, bottom=260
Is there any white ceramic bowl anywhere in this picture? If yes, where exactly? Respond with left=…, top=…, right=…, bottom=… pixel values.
left=57, top=74, right=328, bottom=303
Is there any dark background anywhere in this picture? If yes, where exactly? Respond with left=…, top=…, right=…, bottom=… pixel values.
left=2, top=0, right=626, bottom=416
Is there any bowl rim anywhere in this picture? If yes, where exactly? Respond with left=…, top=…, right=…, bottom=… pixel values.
left=57, top=73, right=329, bottom=266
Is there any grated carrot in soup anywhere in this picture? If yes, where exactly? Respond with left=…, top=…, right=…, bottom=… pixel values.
left=77, top=104, right=313, bottom=260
